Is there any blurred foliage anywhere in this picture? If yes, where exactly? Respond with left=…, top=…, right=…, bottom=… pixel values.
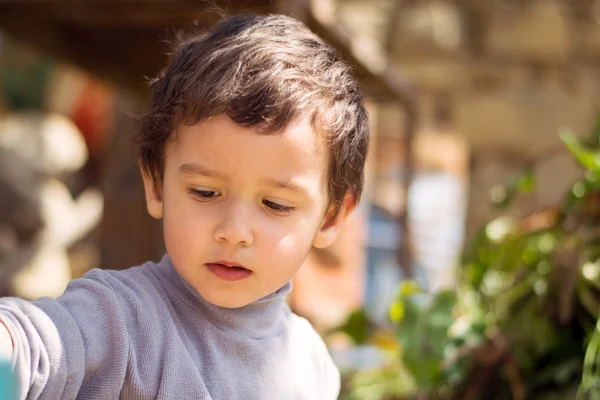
left=338, top=116, right=600, bottom=399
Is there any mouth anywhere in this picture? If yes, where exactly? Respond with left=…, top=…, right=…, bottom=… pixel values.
left=206, top=261, right=252, bottom=281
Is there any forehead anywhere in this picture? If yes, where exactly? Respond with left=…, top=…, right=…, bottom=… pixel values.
left=166, top=113, right=328, bottom=181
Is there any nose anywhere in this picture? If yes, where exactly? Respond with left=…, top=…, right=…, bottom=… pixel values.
left=213, top=201, right=254, bottom=247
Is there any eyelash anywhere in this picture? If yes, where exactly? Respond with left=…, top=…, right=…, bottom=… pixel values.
left=189, top=189, right=220, bottom=200
left=263, top=199, right=294, bottom=215
left=188, top=189, right=295, bottom=215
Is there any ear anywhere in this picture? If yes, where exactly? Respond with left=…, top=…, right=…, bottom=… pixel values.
left=313, top=191, right=357, bottom=249
left=140, top=165, right=164, bottom=220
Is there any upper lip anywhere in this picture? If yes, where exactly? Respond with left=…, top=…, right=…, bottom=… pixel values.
left=209, top=260, right=249, bottom=270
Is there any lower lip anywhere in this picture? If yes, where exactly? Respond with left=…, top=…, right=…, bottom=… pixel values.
left=206, top=263, right=252, bottom=281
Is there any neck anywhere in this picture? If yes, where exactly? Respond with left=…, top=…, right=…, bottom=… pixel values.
left=154, top=254, right=291, bottom=339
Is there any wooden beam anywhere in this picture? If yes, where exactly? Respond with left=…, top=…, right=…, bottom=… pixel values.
left=304, top=1, right=416, bottom=110
left=0, top=0, right=273, bottom=22
left=0, top=0, right=419, bottom=105
left=0, top=4, right=272, bottom=28
left=0, top=16, right=160, bottom=95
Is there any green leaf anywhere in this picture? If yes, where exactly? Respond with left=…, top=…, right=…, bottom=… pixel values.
left=577, top=281, right=600, bottom=318
left=560, top=129, right=600, bottom=171
left=398, top=281, right=422, bottom=299
left=349, top=359, right=417, bottom=399
left=335, top=308, right=371, bottom=345
left=393, top=291, right=457, bottom=390
left=517, top=168, right=536, bottom=193
left=580, top=324, right=600, bottom=398
left=389, top=301, right=404, bottom=324
left=591, top=114, right=600, bottom=145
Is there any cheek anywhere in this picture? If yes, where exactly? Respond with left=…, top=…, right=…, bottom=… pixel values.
left=259, top=216, right=320, bottom=260
left=163, top=193, right=210, bottom=248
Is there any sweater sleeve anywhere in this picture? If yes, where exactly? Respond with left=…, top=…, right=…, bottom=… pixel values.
left=0, top=270, right=130, bottom=399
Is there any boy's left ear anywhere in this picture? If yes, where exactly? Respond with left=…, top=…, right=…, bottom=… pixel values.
left=313, top=191, right=357, bottom=249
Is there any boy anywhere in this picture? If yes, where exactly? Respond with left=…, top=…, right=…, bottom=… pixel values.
left=0, top=13, right=369, bottom=399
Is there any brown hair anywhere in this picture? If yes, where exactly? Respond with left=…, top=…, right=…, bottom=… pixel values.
left=138, top=14, right=369, bottom=209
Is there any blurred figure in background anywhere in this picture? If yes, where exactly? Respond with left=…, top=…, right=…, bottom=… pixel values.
left=0, top=112, right=103, bottom=298
left=0, top=34, right=108, bottom=299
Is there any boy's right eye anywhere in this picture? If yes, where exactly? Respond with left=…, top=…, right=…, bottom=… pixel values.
left=189, top=189, right=221, bottom=201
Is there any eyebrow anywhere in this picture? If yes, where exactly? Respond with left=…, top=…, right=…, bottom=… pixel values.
left=265, top=178, right=312, bottom=198
left=179, top=163, right=228, bottom=180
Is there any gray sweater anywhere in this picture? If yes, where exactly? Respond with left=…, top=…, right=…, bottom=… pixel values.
left=0, top=255, right=340, bottom=399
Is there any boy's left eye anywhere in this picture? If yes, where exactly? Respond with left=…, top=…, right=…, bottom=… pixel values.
left=263, top=199, right=294, bottom=215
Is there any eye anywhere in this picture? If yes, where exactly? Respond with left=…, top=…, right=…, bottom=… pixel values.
left=189, top=189, right=221, bottom=201
left=263, top=199, right=294, bottom=215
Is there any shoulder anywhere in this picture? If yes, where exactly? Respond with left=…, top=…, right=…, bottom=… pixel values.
left=287, top=313, right=341, bottom=398
left=68, top=259, right=170, bottom=303
left=287, top=313, right=332, bottom=352
left=34, top=260, right=170, bottom=329
left=80, top=263, right=156, bottom=295
left=288, top=313, right=324, bottom=344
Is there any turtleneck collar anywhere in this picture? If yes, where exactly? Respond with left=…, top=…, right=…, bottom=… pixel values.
left=149, top=254, right=291, bottom=339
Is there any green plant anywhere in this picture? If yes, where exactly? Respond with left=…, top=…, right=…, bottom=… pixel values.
left=338, top=115, right=600, bottom=399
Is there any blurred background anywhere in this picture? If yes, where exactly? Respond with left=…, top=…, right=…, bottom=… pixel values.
left=1, top=0, right=600, bottom=399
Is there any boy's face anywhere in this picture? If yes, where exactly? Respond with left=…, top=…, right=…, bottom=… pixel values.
left=143, top=114, right=353, bottom=308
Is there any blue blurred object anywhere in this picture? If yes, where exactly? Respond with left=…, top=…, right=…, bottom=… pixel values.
left=0, top=360, right=17, bottom=400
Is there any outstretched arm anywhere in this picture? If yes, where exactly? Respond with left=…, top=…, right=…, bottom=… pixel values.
left=0, top=271, right=131, bottom=399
